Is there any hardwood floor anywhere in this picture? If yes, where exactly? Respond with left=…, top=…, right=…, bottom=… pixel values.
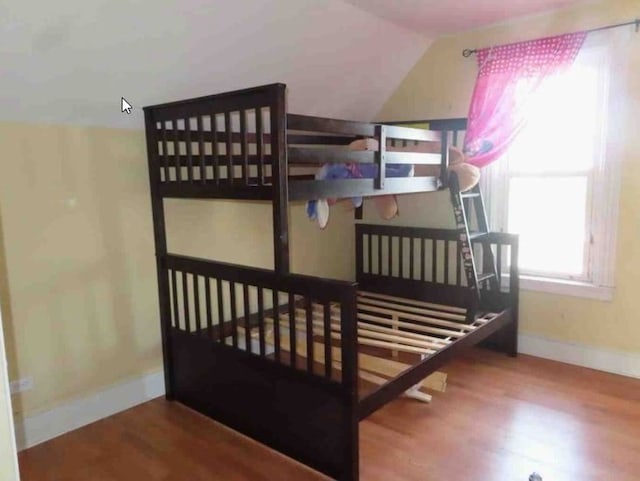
left=19, top=348, right=640, bottom=481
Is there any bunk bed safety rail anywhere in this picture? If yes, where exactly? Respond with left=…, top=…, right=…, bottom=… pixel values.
left=144, top=83, right=287, bottom=200
left=383, top=117, right=468, bottom=189
left=160, top=253, right=359, bottom=479
left=286, top=115, right=445, bottom=201
left=355, top=224, right=518, bottom=310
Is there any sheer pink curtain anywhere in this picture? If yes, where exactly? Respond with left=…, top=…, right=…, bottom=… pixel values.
left=463, top=32, right=587, bottom=168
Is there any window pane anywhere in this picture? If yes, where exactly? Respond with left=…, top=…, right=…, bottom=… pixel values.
left=508, top=176, right=589, bottom=277
left=508, top=49, right=604, bottom=175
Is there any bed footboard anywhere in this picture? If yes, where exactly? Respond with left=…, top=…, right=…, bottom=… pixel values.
left=160, top=254, right=360, bottom=481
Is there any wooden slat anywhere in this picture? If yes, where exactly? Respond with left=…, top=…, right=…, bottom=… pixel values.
left=358, top=290, right=467, bottom=314
left=173, top=120, right=181, bottom=182
left=384, top=152, right=441, bottom=165
left=377, top=235, right=382, bottom=275
left=171, top=269, right=179, bottom=329
left=256, top=107, right=264, bottom=185
left=398, top=236, right=404, bottom=278
left=225, top=112, right=233, bottom=185
left=358, top=312, right=463, bottom=339
left=212, top=113, right=220, bottom=183
left=197, top=116, right=206, bottom=183
left=384, top=124, right=440, bottom=142
left=367, top=234, right=372, bottom=275
left=272, top=290, right=281, bottom=363
left=216, top=278, right=224, bottom=341
left=257, top=287, right=265, bottom=357
left=387, top=236, right=392, bottom=277
left=241, top=110, right=249, bottom=185
left=358, top=296, right=466, bottom=321
left=409, top=238, right=414, bottom=280
left=185, top=118, right=193, bottom=183
left=287, top=113, right=375, bottom=137
left=288, top=177, right=440, bottom=202
left=205, top=277, right=213, bottom=338
left=357, top=304, right=473, bottom=332
left=421, top=238, right=426, bottom=281
left=288, top=147, right=374, bottom=165
left=444, top=240, right=450, bottom=284
left=193, top=274, right=201, bottom=331
left=323, top=302, right=332, bottom=379
left=286, top=309, right=445, bottom=353
left=161, top=123, right=170, bottom=182
left=431, top=239, right=437, bottom=282
left=229, top=281, right=238, bottom=348
left=182, top=272, right=190, bottom=332
left=243, top=284, right=251, bottom=352
left=308, top=304, right=463, bottom=340
left=305, top=298, right=314, bottom=373
left=288, top=293, right=296, bottom=368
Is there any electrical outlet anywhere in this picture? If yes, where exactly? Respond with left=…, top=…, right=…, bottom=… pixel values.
left=9, top=377, right=33, bottom=394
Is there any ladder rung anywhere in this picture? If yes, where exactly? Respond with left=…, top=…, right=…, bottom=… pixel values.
left=460, top=192, right=481, bottom=199
left=476, top=273, right=496, bottom=283
left=469, top=232, right=489, bottom=241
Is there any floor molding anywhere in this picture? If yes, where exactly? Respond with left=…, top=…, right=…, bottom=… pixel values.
left=14, top=335, right=639, bottom=451
left=14, top=370, right=165, bottom=451
left=519, top=333, right=640, bottom=379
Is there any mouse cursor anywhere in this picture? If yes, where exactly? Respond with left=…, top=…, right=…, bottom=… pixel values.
left=121, top=97, right=132, bottom=114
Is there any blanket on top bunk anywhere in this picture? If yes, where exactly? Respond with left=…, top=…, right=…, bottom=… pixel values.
left=306, top=138, right=480, bottom=228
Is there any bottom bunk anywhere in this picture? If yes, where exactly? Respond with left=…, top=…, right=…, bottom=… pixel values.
left=263, top=289, right=506, bottom=404
left=157, top=224, right=519, bottom=481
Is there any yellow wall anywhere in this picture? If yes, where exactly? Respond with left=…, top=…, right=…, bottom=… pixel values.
left=377, top=0, right=640, bottom=355
left=0, top=122, right=353, bottom=421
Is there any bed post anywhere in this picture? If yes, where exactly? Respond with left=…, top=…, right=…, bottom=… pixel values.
left=340, top=288, right=359, bottom=481
left=270, top=84, right=290, bottom=275
left=144, top=108, right=174, bottom=400
left=506, top=238, right=520, bottom=357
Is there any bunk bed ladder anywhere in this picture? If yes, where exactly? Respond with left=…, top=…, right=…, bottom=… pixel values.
left=450, top=176, right=500, bottom=322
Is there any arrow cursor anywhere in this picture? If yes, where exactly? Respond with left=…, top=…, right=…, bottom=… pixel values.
left=121, top=97, right=132, bottom=114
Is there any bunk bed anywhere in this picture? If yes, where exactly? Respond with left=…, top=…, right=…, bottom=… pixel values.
left=144, top=83, right=519, bottom=481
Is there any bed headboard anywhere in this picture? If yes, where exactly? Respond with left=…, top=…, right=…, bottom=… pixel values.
left=355, top=223, right=519, bottom=311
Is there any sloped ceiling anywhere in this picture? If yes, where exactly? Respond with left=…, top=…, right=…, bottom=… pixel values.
left=343, top=0, right=588, bottom=35
left=0, top=0, right=431, bottom=128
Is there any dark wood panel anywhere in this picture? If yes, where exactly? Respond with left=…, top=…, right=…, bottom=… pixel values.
left=289, top=177, right=440, bottom=202
left=287, top=113, right=376, bottom=137
left=170, top=329, right=353, bottom=480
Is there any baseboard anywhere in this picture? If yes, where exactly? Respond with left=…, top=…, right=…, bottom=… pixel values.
left=14, top=370, right=165, bottom=451
left=13, top=336, right=639, bottom=451
left=518, top=334, right=640, bottom=379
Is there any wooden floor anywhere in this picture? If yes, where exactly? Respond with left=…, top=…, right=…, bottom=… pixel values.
left=19, top=348, right=640, bottom=481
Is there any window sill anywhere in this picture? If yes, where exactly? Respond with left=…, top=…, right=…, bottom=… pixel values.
left=518, top=275, right=614, bottom=302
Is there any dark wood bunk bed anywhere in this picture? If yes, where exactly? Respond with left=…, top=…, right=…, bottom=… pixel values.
left=144, top=83, right=519, bottom=481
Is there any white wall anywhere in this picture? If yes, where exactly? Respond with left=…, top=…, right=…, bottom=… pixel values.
left=0, top=0, right=431, bottom=129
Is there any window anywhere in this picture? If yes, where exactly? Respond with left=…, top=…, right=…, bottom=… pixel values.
left=483, top=34, right=623, bottom=300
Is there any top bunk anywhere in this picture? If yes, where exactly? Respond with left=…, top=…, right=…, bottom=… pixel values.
left=143, top=83, right=467, bottom=202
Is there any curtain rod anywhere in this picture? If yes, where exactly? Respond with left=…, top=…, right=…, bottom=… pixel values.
left=462, top=18, right=640, bottom=57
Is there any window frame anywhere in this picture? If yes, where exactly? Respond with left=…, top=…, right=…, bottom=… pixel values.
left=482, top=32, right=624, bottom=301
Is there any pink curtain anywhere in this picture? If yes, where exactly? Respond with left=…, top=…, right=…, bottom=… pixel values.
left=463, top=32, right=587, bottom=168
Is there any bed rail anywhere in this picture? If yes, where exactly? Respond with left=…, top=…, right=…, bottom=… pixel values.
left=159, top=253, right=360, bottom=480
left=355, top=224, right=519, bottom=311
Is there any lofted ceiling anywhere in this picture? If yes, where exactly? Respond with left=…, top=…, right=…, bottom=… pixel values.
left=0, top=0, right=591, bottom=129
left=343, top=0, right=588, bottom=36
left=0, top=0, right=431, bottom=128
